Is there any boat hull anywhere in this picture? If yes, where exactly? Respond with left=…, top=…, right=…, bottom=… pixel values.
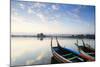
left=52, top=48, right=72, bottom=63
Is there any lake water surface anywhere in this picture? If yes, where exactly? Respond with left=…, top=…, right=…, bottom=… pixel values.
left=11, top=37, right=95, bottom=66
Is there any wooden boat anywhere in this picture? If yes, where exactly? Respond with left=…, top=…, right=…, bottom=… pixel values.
left=74, top=40, right=95, bottom=61
left=51, top=38, right=92, bottom=63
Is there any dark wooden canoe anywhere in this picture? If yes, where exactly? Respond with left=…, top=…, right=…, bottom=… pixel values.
left=51, top=38, right=91, bottom=63
left=75, top=40, right=95, bottom=61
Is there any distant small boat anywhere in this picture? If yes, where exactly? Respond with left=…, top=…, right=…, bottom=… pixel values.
left=75, top=40, right=95, bottom=61
left=51, top=37, right=92, bottom=63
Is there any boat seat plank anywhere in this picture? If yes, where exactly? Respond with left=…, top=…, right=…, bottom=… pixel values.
left=86, top=53, right=95, bottom=54
left=71, top=58, right=84, bottom=62
left=69, top=56, right=84, bottom=62
left=62, top=53, right=72, bottom=57
left=68, top=56, right=78, bottom=60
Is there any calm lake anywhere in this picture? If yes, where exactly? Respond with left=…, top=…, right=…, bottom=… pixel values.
left=11, top=37, right=95, bottom=66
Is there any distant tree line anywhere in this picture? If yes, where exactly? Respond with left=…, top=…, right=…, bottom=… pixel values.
left=11, top=33, right=95, bottom=39
left=71, top=34, right=95, bottom=39
left=37, top=33, right=95, bottom=39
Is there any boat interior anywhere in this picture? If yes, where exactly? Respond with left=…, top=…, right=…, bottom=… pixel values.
left=53, top=47, right=85, bottom=62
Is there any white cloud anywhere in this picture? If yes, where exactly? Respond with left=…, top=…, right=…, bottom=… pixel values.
left=19, top=3, right=25, bottom=9
left=73, top=6, right=82, bottom=14
left=36, top=13, right=48, bottom=23
left=33, top=2, right=46, bottom=8
left=66, top=11, right=80, bottom=20
left=52, top=5, right=59, bottom=10
left=64, top=6, right=83, bottom=20
left=27, top=8, right=33, bottom=14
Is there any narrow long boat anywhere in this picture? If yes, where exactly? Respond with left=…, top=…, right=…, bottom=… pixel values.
left=51, top=38, right=92, bottom=63
left=74, top=40, right=95, bottom=61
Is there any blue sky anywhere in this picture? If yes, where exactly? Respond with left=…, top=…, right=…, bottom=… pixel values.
left=11, top=0, right=95, bottom=34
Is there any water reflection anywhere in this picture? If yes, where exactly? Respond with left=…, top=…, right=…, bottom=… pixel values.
left=11, top=37, right=95, bottom=66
